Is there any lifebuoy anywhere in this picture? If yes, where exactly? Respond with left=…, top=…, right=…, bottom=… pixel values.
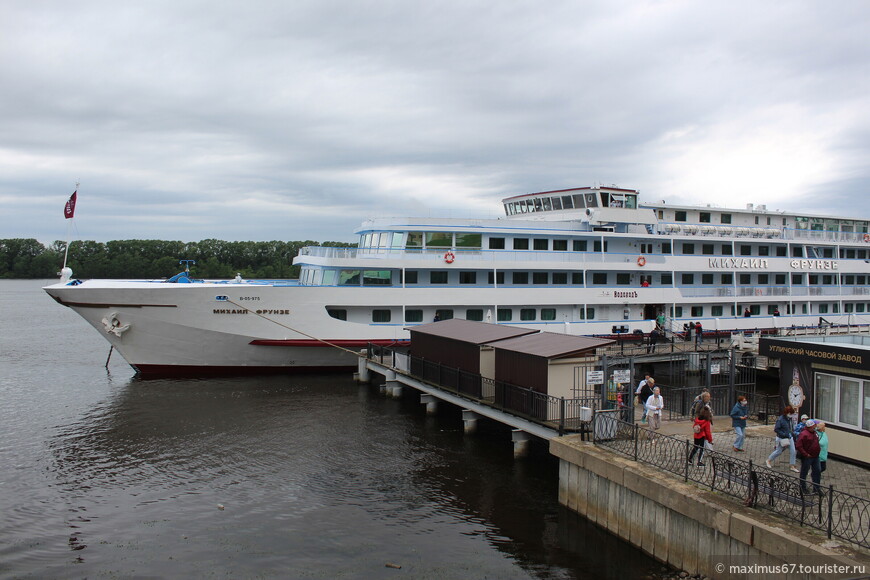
left=864, top=233, right=870, bottom=242
left=444, top=251, right=455, bottom=264
left=637, top=256, right=646, bottom=267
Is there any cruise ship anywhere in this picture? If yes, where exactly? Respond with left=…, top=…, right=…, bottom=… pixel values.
left=44, top=185, right=870, bottom=375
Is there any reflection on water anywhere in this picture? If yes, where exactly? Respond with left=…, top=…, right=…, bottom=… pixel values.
left=1, top=280, right=665, bottom=578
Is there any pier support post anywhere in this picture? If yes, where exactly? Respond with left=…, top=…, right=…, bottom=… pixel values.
left=420, top=394, right=438, bottom=415
left=462, top=409, right=479, bottom=435
left=355, top=354, right=370, bottom=383
left=385, top=370, right=402, bottom=398
left=512, top=430, right=531, bottom=459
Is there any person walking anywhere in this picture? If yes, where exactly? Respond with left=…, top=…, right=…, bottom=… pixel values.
left=795, top=419, right=822, bottom=495
left=688, top=407, right=713, bottom=466
left=645, top=385, right=664, bottom=438
left=636, top=375, right=653, bottom=423
left=766, top=406, right=799, bottom=472
left=730, top=396, right=748, bottom=452
left=695, top=321, right=703, bottom=346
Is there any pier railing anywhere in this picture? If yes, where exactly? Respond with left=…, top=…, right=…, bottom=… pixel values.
left=367, top=344, right=602, bottom=433
left=592, top=412, right=870, bottom=549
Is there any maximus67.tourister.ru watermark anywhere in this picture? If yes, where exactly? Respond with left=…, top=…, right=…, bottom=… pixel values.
left=712, top=556, right=867, bottom=579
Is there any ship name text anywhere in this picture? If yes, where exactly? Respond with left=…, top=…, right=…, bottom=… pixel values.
left=213, top=309, right=290, bottom=315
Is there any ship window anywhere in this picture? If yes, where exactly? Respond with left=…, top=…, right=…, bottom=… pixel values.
left=520, top=309, right=536, bottom=321
left=533, top=239, right=548, bottom=250
left=721, top=214, right=732, bottom=224
left=327, top=309, right=347, bottom=321
left=322, top=270, right=337, bottom=285
left=542, top=198, right=552, bottom=211
left=792, top=274, right=803, bottom=285
left=767, top=217, right=771, bottom=226
left=585, top=193, right=597, bottom=207
left=455, top=233, right=482, bottom=248
left=711, top=306, right=723, bottom=317
left=675, top=211, right=687, bottom=222
left=671, top=306, right=683, bottom=318
left=430, top=271, right=448, bottom=284
left=758, top=274, right=769, bottom=284
left=573, top=240, right=588, bottom=251
left=758, top=246, right=769, bottom=256
left=662, top=242, right=671, bottom=254
left=580, top=307, right=595, bottom=320
left=776, top=246, right=787, bottom=256
left=792, top=246, right=803, bottom=257
left=681, top=274, right=694, bottom=285
left=691, top=306, right=703, bottom=317
left=616, top=273, right=631, bottom=285
left=740, top=245, right=752, bottom=256
left=640, top=243, right=653, bottom=254
left=823, top=275, right=833, bottom=284
left=392, top=233, right=403, bottom=248
left=553, top=272, right=568, bottom=284
left=533, top=199, right=543, bottom=211
left=514, top=239, right=529, bottom=250
left=593, top=241, right=608, bottom=252
left=466, top=309, right=484, bottom=321
left=363, top=270, right=391, bottom=285
left=512, top=272, right=529, bottom=284
left=719, top=245, right=731, bottom=255
left=338, top=270, right=360, bottom=285
left=553, top=239, right=568, bottom=251
left=405, top=309, right=423, bottom=322
left=845, top=275, right=855, bottom=284
left=755, top=216, right=759, bottom=225
left=845, top=303, right=854, bottom=313
left=372, top=309, right=391, bottom=322
left=702, top=244, right=714, bottom=255
left=435, top=309, right=454, bottom=321
left=702, top=274, right=713, bottom=284
left=818, top=304, right=829, bottom=314
left=809, top=275, right=819, bottom=285
left=488, top=271, right=505, bottom=285
left=858, top=304, right=866, bottom=313
left=551, top=197, right=562, bottom=210
left=541, top=308, right=556, bottom=321
left=562, top=195, right=574, bottom=209
left=489, top=237, right=505, bottom=249
left=859, top=275, right=867, bottom=284
left=459, top=271, right=477, bottom=284
left=661, top=273, right=673, bottom=285
left=739, top=274, right=750, bottom=285
left=404, top=270, right=418, bottom=284
left=721, top=274, right=733, bottom=284
left=533, top=272, right=548, bottom=284
left=592, top=273, right=607, bottom=285
left=572, top=272, right=584, bottom=285
left=425, top=232, right=453, bottom=247
left=682, top=243, right=695, bottom=255
left=497, top=308, right=512, bottom=321
left=775, top=274, right=786, bottom=284
left=406, top=232, right=423, bottom=248
left=700, top=212, right=711, bottom=223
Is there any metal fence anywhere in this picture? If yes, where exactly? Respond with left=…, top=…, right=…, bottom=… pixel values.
left=592, top=412, right=870, bottom=549
left=368, top=344, right=602, bottom=434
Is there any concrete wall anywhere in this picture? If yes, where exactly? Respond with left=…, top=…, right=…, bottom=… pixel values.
left=551, top=437, right=867, bottom=578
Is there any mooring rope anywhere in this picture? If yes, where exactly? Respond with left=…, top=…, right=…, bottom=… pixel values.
left=224, top=298, right=364, bottom=357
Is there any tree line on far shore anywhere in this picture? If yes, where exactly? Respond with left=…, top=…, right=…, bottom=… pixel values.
left=0, top=238, right=356, bottom=280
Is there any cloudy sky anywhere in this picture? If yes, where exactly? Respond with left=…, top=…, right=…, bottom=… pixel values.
left=2, top=0, right=869, bottom=244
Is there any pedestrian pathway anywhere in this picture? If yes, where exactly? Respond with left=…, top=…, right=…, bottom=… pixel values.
left=638, top=409, right=870, bottom=499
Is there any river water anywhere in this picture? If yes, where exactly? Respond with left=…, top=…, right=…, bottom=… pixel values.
left=0, top=279, right=665, bottom=579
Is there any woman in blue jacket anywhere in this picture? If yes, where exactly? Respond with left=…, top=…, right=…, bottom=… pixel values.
left=766, top=405, right=799, bottom=472
left=730, top=396, right=748, bottom=451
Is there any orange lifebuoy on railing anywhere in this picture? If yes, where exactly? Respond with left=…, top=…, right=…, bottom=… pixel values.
left=864, top=233, right=870, bottom=243
left=637, top=256, right=646, bottom=267
left=444, top=251, right=455, bottom=263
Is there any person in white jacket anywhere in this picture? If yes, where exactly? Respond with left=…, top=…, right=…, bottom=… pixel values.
left=645, top=386, right=664, bottom=435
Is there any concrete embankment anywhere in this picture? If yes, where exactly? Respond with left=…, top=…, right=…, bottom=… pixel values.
left=551, top=436, right=869, bottom=579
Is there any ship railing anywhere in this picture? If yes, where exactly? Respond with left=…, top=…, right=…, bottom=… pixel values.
left=367, top=343, right=603, bottom=434
left=791, top=228, right=870, bottom=244
left=592, top=413, right=870, bottom=550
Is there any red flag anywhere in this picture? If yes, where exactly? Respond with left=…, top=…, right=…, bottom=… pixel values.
left=64, top=191, right=77, bottom=219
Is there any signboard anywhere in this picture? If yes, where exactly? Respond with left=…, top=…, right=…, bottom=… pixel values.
left=613, top=369, right=631, bottom=384
left=586, top=370, right=604, bottom=384
left=710, top=363, right=721, bottom=375
left=760, top=338, right=870, bottom=371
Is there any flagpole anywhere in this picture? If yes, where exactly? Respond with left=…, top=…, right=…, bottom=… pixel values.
left=60, top=181, right=78, bottom=280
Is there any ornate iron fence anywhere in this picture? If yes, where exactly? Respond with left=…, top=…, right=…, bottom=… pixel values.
left=592, top=412, right=870, bottom=549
